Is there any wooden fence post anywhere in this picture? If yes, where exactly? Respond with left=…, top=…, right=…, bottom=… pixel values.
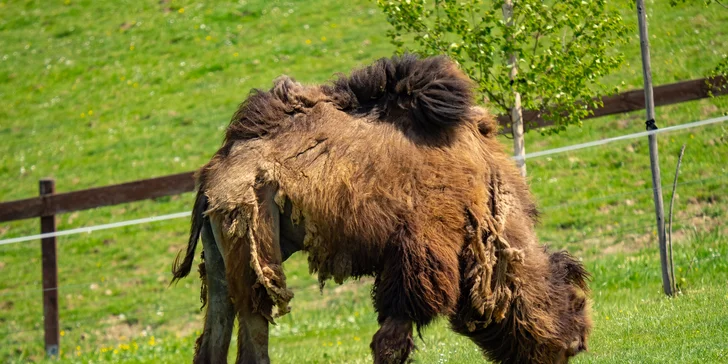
left=39, top=178, right=60, bottom=358
left=636, top=0, right=673, bottom=296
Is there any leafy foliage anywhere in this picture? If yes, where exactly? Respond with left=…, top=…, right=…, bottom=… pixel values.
left=377, top=0, right=630, bottom=133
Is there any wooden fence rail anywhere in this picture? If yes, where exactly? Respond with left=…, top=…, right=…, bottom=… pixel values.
left=0, top=172, right=194, bottom=223
left=496, top=75, right=727, bottom=129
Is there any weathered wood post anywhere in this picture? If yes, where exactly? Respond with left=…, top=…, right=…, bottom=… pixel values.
left=39, top=178, right=60, bottom=357
left=636, top=0, right=673, bottom=296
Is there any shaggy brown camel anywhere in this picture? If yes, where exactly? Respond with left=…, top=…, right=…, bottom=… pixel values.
left=172, top=54, right=591, bottom=364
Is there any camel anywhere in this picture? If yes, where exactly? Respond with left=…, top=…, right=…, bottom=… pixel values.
left=171, top=54, right=592, bottom=364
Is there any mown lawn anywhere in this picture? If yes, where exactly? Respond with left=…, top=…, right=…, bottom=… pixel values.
left=0, top=0, right=727, bottom=363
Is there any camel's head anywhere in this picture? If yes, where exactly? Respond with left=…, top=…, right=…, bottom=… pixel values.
left=548, top=250, right=592, bottom=362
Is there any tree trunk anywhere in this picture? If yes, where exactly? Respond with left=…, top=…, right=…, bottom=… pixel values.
left=503, top=0, right=526, bottom=177
left=510, top=79, right=526, bottom=177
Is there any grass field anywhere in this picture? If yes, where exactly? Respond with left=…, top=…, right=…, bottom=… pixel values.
left=1, top=0, right=727, bottom=363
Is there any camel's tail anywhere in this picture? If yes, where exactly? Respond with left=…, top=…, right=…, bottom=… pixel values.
left=326, top=54, right=475, bottom=137
left=171, top=187, right=208, bottom=284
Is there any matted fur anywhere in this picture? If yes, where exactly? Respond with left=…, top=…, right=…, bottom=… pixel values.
left=172, top=54, right=591, bottom=364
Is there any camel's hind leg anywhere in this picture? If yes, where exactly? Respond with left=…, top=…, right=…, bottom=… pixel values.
left=194, top=218, right=235, bottom=364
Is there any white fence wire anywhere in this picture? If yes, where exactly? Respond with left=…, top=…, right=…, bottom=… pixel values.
left=0, top=211, right=191, bottom=246
left=514, top=114, right=728, bottom=160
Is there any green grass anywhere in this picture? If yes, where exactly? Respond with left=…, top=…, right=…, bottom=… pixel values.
left=6, top=230, right=725, bottom=363
left=0, top=0, right=727, bottom=362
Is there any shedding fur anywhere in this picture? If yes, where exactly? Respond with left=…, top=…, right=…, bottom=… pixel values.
left=245, top=200, right=293, bottom=320
left=174, top=54, right=591, bottom=364
left=465, top=170, right=526, bottom=328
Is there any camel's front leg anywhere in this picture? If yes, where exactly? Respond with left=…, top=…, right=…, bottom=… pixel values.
left=370, top=317, right=415, bottom=364
left=194, top=218, right=235, bottom=364
left=370, top=224, right=460, bottom=363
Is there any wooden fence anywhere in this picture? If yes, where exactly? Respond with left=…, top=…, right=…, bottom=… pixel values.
left=496, top=75, right=727, bottom=129
left=0, top=75, right=725, bottom=357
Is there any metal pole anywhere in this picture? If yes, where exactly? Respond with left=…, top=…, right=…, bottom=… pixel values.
left=40, top=178, right=60, bottom=357
left=636, top=0, right=673, bottom=296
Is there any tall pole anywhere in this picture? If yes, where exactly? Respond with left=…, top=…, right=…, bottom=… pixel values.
left=636, top=0, right=673, bottom=296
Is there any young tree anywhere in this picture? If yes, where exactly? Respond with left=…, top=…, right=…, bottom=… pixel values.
left=378, top=0, right=629, bottom=176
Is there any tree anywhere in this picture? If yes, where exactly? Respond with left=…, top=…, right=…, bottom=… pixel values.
left=377, top=0, right=630, bottom=176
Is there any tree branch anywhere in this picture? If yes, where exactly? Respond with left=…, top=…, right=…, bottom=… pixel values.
left=668, top=144, right=686, bottom=293
left=529, top=32, right=541, bottom=71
